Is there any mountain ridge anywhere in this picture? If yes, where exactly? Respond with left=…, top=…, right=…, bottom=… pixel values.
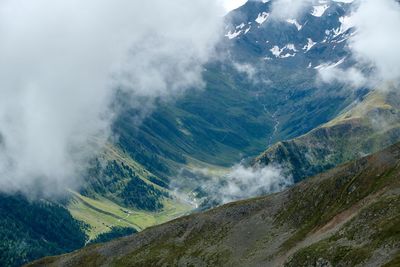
left=255, top=89, right=400, bottom=182
left=28, top=141, right=400, bottom=267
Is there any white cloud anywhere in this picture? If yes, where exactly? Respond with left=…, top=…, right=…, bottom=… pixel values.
left=270, top=0, right=313, bottom=20
left=349, top=0, right=400, bottom=83
left=318, top=0, right=400, bottom=88
left=216, top=164, right=292, bottom=203
left=233, top=62, right=258, bottom=81
left=0, top=0, right=223, bottom=197
left=219, top=0, right=248, bottom=13
left=318, top=65, right=367, bottom=88
left=193, top=164, right=292, bottom=205
left=232, top=61, right=272, bottom=85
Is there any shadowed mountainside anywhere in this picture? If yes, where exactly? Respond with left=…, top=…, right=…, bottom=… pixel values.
left=0, top=195, right=87, bottom=267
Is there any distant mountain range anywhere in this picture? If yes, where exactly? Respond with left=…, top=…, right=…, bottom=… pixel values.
left=225, top=0, right=354, bottom=68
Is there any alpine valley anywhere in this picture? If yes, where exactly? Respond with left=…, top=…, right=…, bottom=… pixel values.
left=1, top=0, right=400, bottom=266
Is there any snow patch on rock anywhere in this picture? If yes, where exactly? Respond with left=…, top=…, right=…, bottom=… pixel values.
left=314, top=57, right=346, bottom=70
left=270, top=44, right=297, bottom=58
left=256, top=12, right=270, bottom=24
left=303, top=38, right=316, bottom=52
left=226, top=30, right=242, bottom=39
left=286, top=19, right=303, bottom=31
left=311, top=4, right=329, bottom=17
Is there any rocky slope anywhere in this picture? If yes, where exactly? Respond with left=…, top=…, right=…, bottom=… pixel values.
left=225, top=0, right=354, bottom=68
left=29, top=142, right=400, bottom=267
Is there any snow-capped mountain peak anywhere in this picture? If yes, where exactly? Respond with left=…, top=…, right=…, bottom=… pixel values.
left=224, top=0, right=356, bottom=68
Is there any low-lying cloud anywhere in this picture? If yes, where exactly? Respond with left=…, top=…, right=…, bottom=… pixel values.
left=182, top=164, right=293, bottom=206
left=318, top=65, right=367, bottom=88
left=0, top=0, right=224, bottom=197
left=214, top=164, right=293, bottom=204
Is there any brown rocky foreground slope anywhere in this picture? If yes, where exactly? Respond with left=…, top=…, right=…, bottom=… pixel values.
left=29, top=143, right=400, bottom=267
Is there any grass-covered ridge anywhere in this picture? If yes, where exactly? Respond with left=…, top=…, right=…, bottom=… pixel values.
left=70, top=143, right=193, bottom=241
left=256, top=90, right=400, bottom=182
left=68, top=191, right=191, bottom=241
left=28, top=142, right=400, bottom=267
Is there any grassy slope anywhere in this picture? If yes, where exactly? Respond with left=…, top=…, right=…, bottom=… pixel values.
left=114, top=64, right=359, bottom=182
left=68, top=63, right=357, bottom=238
left=65, top=64, right=364, bottom=243
left=67, top=144, right=193, bottom=241
left=256, top=90, right=400, bottom=182
left=29, top=142, right=400, bottom=267
left=113, top=66, right=276, bottom=175
left=67, top=66, right=276, bottom=240
left=68, top=192, right=191, bottom=241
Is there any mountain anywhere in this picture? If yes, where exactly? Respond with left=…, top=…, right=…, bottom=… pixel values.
left=114, top=0, right=364, bottom=176
left=226, top=0, right=353, bottom=61
left=64, top=0, right=365, bottom=241
left=2, top=0, right=392, bottom=265
left=256, top=88, right=400, bottom=182
left=28, top=142, right=400, bottom=267
left=103, top=0, right=364, bottom=196
left=67, top=144, right=192, bottom=241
